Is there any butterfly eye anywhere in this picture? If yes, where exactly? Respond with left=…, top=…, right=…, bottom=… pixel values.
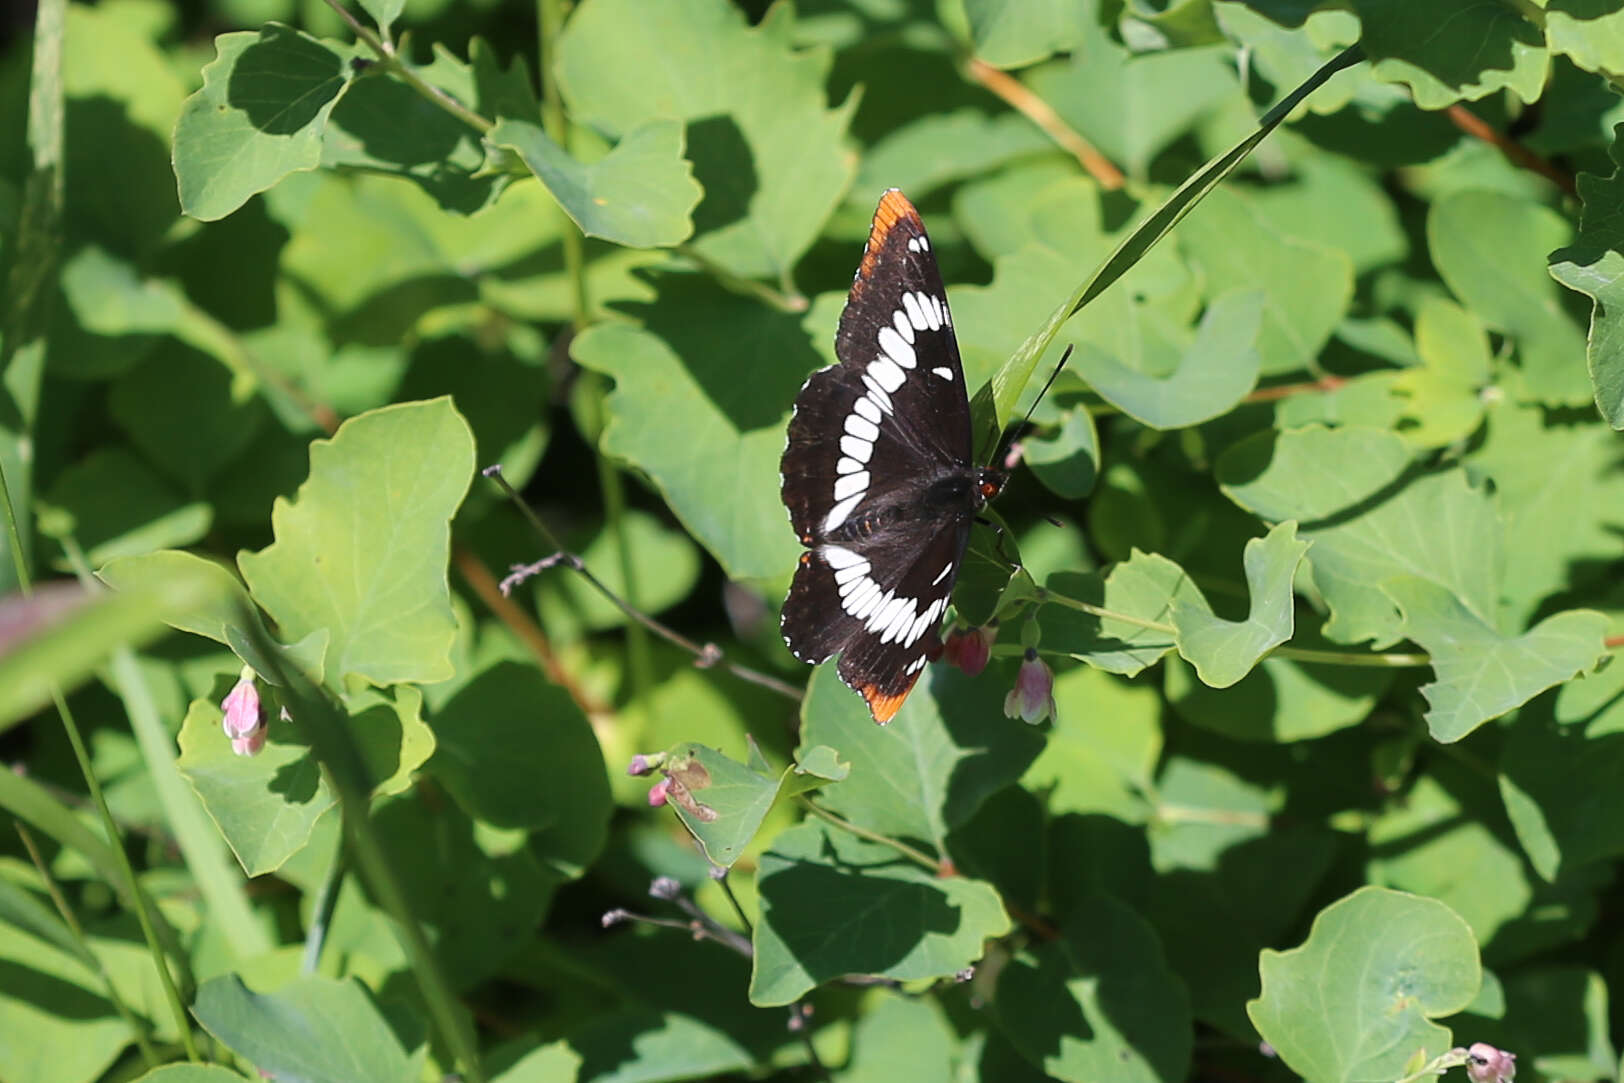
left=980, top=481, right=999, bottom=499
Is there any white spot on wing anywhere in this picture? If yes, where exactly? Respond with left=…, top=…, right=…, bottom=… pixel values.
left=892, top=310, right=914, bottom=344
left=927, top=294, right=944, bottom=330
left=824, top=492, right=862, bottom=531
left=878, top=326, right=916, bottom=369
left=822, top=546, right=863, bottom=570
left=837, top=456, right=862, bottom=474
left=840, top=434, right=872, bottom=462
left=853, top=396, right=881, bottom=424
left=861, top=377, right=894, bottom=413
left=844, top=413, right=879, bottom=442
left=931, top=366, right=953, bottom=381
left=931, top=563, right=954, bottom=585
left=833, top=471, right=867, bottom=501
left=869, top=357, right=905, bottom=393
left=903, top=293, right=928, bottom=331
left=832, top=558, right=869, bottom=584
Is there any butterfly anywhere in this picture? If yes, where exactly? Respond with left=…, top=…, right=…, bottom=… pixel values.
left=780, top=189, right=1004, bottom=724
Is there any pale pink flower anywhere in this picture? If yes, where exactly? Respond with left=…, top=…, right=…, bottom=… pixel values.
left=1465, top=1043, right=1516, bottom=1083
left=1003, top=649, right=1055, bottom=724
left=219, top=667, right=267, bottom=757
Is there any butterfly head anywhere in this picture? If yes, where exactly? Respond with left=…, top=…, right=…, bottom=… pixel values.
left=974, top=468, right=1006, bottom=509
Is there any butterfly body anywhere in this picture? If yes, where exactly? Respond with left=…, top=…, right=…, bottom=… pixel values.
left=779, top=190, right=1000, bottom=723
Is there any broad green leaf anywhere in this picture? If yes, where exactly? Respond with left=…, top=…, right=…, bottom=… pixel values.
left=839, top=994, right=959, bottom=1083
left=0, top=919, right=131, bottom=1083
left=1430, top=189, right=1590, bottom=407
left=1036, top=553, right=1200, bottom=675
left=995, top=894, right=1192, bottom=1083
left=1248, top=151, right=1409, bottom=274
left=428, top=661, right=609, bottom=876
left=658, top=742, right=782, bottom=868
left=1218, top=426, right=1501, bottom=647
left=489, top=118, right=699, bottom=248
left=1165, top=653, right=1391, bottom=742
left=570, top=278, right=816, bottom=580
left=1172, top=521, right=1307, bottom=688
left=797, top=662, right=1043, bottom=850
left=1026, top=40, right=1240, bottom=178
left=60, top=245, right=187, bottom=335
left=355, top=0, right=402, bottom=36
left=853, top=109, right=1051, bottom=203
left=556, top=0, right=855, bottom=279
left=565, top=1012, right=753, bottom=1083
left=193, top=974, right=425, bottom=1083
left=1367, top=773, right=1533, bottom=952
left=1023, top=382, right=1099, bottom=499
left=1248, top=887, right=1480, bottom=1083
left=1021, top=666, right=1161, bottom=821
left=1176, top=187, right=1352, bottom=376
left=347, top=683, right=435, bottom=798
left=965, top=0, right=1094, bottom=68
left=41, top=449, right=211, bottom=569
left=1549, top=130, right=1624, bottom=428
left=176, top=695, right=335, bottom=876
left=1354, top=0, right=1546, bottom=108
left=1547, top=0, right=1624, bottom=75
left=98, top=550, right=288, bottom=676
left=132, top=1068, right=252, bottom=1082
left=237, top=398, right=475, bottom=686
left=1075, top=289, right=1263, bottom=429
left=1499, top=662, right=1624, bottom=881
left=0, top=567, right=226, bottom=733
left=173, top=26, right=356, bottom=221
left=490, top=1040, right=580, bottom=1083
left=534, top=508, right=702, bottom=637
left=1392, top=296, right=1490, bottom=448
left=779, top=744, right=850, bottom=800
left=108, top=349, right=270, bottom=491
left=1383, top=577, right=1607, bottom=743
left=750, top=821, right=1011, bottom=1005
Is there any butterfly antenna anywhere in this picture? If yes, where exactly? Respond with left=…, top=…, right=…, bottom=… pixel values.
left=990, top=343, right=1075, bottom=468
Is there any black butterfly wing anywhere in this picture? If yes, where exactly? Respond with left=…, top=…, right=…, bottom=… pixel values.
left=780, top=189, right=978, bottom=723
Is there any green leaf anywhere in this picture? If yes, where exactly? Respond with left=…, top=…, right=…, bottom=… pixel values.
left=1218, top=426, right=1501, bottom=647
left=1171, top=521, right=1308, bottom=688
left=1036, top=554, right=1199, bottom=675
left=1021, top=664, right=1161, bottom=821
left=1075, top=289, right=1263, bottom=429
left=0, top=917, right=132, bottom=1083
left=570, top=278, right=817, bottom=579
left=1175, top=187, right=1353, bottom=377
left=1391, top=296, right=1490, bottom=448
left=964, top=0, right=1093, bottom=68
left=1549, top=129, right=1624, bottom=428
left=490, top=1040, right=580, bottom=1083
left=1023, top=382, right=1100, bottom=499
left=489, top=118, right=699, bottom=248
left=1383, top=577, right=1607, bottom=743
left=40, top=449, right=212, bottom=569
left=797, top=662, right=1044, bottom=850
left=659, top=742, right=782, bottom=868
left=750, top=821, right=1012, bottom=1006
left=193, top=974, right=425, bottom=1083
left=1247, top=887, right=1480, bottom=1083
left=556, top=0, right=855, bottom=279
left=995, top=895, right=1192, bottom=1083
left=565, top=1011, right=753, bottom=1083
left=355, top=0, right=402, bottom=36
left=852, top=109, right=1051, bottom=203
left=839, top=994, right=960, bottom=1083
left=1431, top=189, right=1591, bottom=407
left=1547, top=0, right=1624, bottom=76
left=132, top=1068, right=252, bottom=1082
left=99, top=549, right=283, bottom=676
left=237, top=398, right=475, bottom=686
left=535, top=508, right=702, bottom=636
left=428, top=661, right=609, bottom=876
left=173, top=26, right=356, bottom=221
left=1165, top=653, right=1392, bottom=742
left=1354, top=0, right=1546, bottom=108
left=176, top=694, right=334, bottom=876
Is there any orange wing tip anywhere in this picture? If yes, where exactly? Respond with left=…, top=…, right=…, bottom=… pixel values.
left=858, top=671, right=923, bottom=725
left=856, top=189, right=923, bottom=287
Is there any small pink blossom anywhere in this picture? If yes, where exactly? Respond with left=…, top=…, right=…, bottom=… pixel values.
left=1003, top=648, right=1055, bottom=724
left=627, top=751, right=667, bottom=777
left=943, top=623, right=997, bottom=677
left=220, top=668, right=267, bottom=757
left=647, top=778, right=671, bottom=807
left=1465, top=1043, right=1515, bottom=1083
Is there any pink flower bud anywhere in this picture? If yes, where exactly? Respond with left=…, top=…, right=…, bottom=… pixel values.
left=648, top=778, right=670, bottom=807
left=627, top=751, right=667, bottom=776
left=219, top=668, right=267, bottom=757
left=1465, top=1043, right=1515, bottom=1083
left=944, top=623, right=997, bottom=677
left=1003, top=648, right=1055, bottom=724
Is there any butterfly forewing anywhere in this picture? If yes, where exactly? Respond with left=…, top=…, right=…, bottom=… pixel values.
left=780, top=189, right=993, bottom=724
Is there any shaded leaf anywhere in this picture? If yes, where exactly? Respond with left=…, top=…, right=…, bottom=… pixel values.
left=965, top=0, right=1094, bottom=68
left=1549, top=128, right=1624, bottom=428
left=750, top=822, right=1011, bottom=1006
left=1547, top=0, right=1624, bottom=76
left=660, top=742, right=782, bottom=868
left=1037, top=553, right=1199, bottom=675
left=1172, top=521, right=1308, bottom=688
left=1354, top=0, right=1546, bottom=108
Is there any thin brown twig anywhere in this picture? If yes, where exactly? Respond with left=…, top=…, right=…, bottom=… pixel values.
left=1445, top=104, right=1576, bottom=197
left=966, top=57, right=1126, bottom=190
left=1242, top=375, right=1347, bottom=403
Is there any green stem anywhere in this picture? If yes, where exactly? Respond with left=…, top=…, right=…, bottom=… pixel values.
left=15, top=824, right=161, bottom=1068
left=713, top=869, right=754, bottom=939
left=796, top=797, right=940, bottom=872
left=539, top=0, right=589, bottom=329
left=585, top=380, right=655, bottom=710
left=674, top=244, right=809, bottom=313
left=317, top=0, right=494, bottom=135
left=302, top=836, right=348, bottom=975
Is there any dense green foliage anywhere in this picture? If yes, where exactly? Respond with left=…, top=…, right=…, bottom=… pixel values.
left=2, top=0, right=1623, bottom=1080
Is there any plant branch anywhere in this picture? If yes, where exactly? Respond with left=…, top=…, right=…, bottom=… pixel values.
left=965, top=57, right=1125, bottom=189
left=1242, top=375, right=1348, bottom=403
left=795, top=797, right=941, bottom=872
left=301, top=840, right=347, bottom=975
left=712, top=866, right=754, bottom=939
left=484, top=466, right=805, bottom=702
left=1445, top=104, right=1576, bottom=197
left=317, top=0, right=493, bottom=134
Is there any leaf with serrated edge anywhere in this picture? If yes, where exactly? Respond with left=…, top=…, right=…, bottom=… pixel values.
left=173, top=27, right=356, bottom=221
left=662, top=743, right=782, bottom=868
left=1354, top=0, right=1546, bottom=108
left=1550, top=128, right=1624, bottom=429
left=489, top=118, right=699, bottom=248
left=237, top=398, right=475, bottom=686
left=1383, top=577, right=1607, bottom=743
left=1248, top=887, right=1479, bottom=1083
left=1172, top=521, right=1308, bottom=688
left=750, top=822, right=1011, bottom=1006
left=1037, top=552, right=1202, bottom=675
